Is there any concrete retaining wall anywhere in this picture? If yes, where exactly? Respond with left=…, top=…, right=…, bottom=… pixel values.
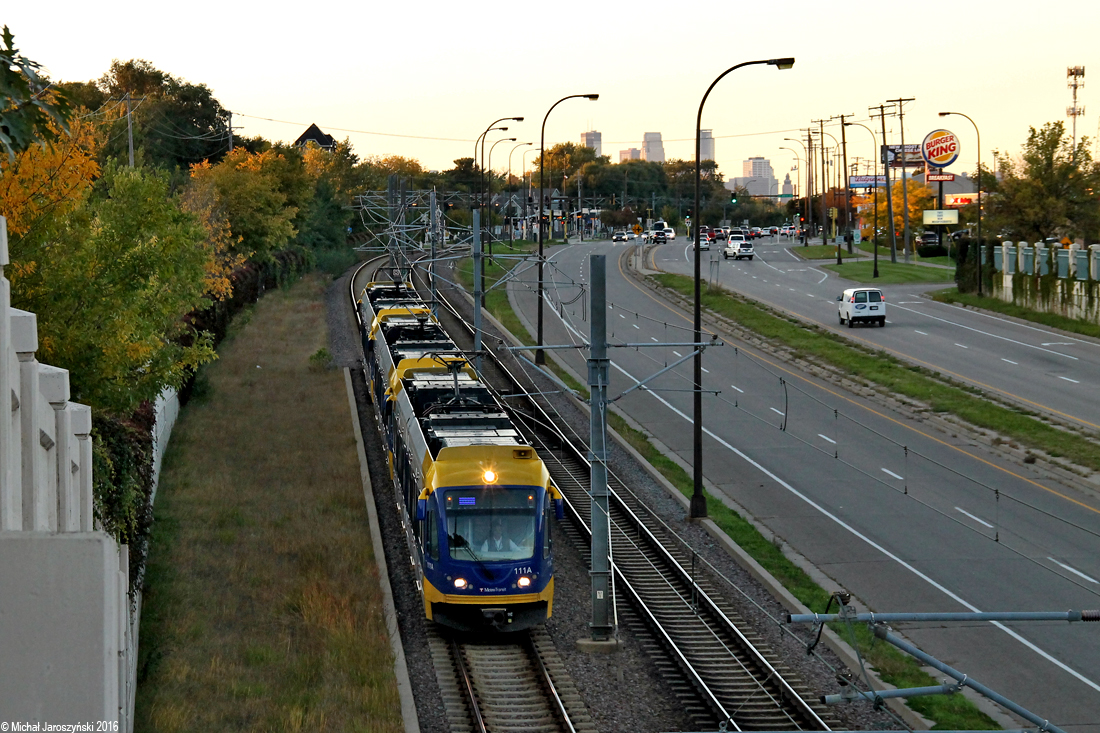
left=0, top=215, right=145, bottom=729
left=992, top=241, right=1100, bottom=321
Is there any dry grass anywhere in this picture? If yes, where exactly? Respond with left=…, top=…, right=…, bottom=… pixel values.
left=135, top=275, right=403, bottom=732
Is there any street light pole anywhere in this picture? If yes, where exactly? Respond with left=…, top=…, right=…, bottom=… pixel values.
left=940, top=111, right=982, bottom=296
left=537, top=93, right=599, bottom=365
left=522, top=147, right=540, bottom=241
left=693, top=57, right=794, bottom=519
left=783, top=136, right=808, bottom=237
left=846, top=120, right=880, bottom=278
left=480, top=136, right=517, bottom=305
left=507, top=142, right=533, bottom=248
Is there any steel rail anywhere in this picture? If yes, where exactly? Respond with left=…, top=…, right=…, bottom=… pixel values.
left=419, top=256, right=830, bottom=730
left=450, top=638, right=489, bottom=733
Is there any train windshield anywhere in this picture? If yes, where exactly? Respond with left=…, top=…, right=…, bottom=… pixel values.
left=444, top=486, right=538, bottom=562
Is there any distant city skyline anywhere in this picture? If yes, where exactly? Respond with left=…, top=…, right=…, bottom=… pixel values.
left=643, top=133, right=665, bottom=163
left=580, top=130, right=602, bottom=158
left=5, top=2, right=1094, bottom=184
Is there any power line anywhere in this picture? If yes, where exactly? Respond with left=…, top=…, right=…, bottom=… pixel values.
left=233, top=112, right=475, bottom=143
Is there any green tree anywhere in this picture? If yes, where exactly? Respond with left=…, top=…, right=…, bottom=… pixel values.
left=7, top=163, right=214, bottom=413
left=988, top=122, right=1100, bottom=242
left=0, top=26, right=73, bottom=160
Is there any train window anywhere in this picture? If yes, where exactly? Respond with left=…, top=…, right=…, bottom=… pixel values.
left=445, top=487, right=538, bottom=562
left=425, top=505, right=439, bottom=561
left=543, top=500, right=552, bottom=559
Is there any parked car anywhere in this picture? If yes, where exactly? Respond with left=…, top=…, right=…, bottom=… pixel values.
left=723, top=234, right=754, bottom=260
left=612, top=230, right=628, bottom=242
left=837, top=287, right=886, bottom=328
left=915, top=231, right=940, bottom=246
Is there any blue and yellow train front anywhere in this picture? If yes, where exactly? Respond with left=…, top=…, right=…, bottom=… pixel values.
left=417, top=445, right=562, bottom=632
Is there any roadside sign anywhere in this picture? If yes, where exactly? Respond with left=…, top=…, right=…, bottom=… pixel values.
left=853, top=229, right=862, bottom=244
left=632, top=224, right=643, bottom=235
left=923, top=209, right=960, bottom=225
left=881, top=144, right=923, bottom=168
left=850, top=175, right=887, bottom=188
left=926, top=173, right=955, bottom=182
left=921, top=129, right=960, bottom=169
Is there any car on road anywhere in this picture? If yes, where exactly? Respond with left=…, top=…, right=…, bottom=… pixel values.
left=663, top=227, right=676, bottom=241
left=723, top=234, right=754, bottom=260
left=714, top=227, right=729, bottom=241
left=626, top=231, right=637, bottom=240
left=652, top=230, right=668, bottom=244
left=696, top=237, right=710, bottom=251
left=837, top=287, right=886, bottom=327
left=749, top=226, right=762, bottom=239
left=612, top=230, right=628, bottom=242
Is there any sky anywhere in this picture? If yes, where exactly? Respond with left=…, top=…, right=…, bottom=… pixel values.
left=8, top=1, right=1099, bottom=188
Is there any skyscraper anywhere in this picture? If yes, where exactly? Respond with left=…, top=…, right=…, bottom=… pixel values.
left=619, top=148, right=641, bottom=162
left=782, top=173, right=793, bottom=196
left=580, top=130, right=602, bottom=158
left=699, top=130, right=715, bottom=162
left=743, top=156, right=774, bottom=179
left=642, top=133, right=665, bottom=163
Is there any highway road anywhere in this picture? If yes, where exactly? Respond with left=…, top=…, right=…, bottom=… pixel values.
left=503, top=238, right=1100, bottom=730
left=655, top=235, right=1100, bottom=435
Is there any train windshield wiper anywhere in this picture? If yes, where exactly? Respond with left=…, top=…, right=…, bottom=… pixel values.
left=450, top=533, right=492, bottom=578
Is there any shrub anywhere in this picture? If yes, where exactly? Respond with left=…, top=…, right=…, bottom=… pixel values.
left=917, top=244, right=948, bottom=258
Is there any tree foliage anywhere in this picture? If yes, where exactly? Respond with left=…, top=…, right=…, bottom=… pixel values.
left=987, top=122, right=1100, bottom=242
left=0, top=25, right=73, bottom=160
left=7, top=163, right=214, bottom=413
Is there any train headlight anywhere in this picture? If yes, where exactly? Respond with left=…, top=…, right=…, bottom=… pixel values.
left=517, top=576, right=531, bottom=589
left=482, top=469, right=497, bottom=483
left=453, top=577, right=468, bottom=589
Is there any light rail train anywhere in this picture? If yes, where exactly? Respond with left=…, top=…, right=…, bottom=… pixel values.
left=356, top=270, right=563, bottom=632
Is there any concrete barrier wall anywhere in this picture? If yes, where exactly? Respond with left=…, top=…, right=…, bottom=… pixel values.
left=992, top=241, right=1100, bottom=322
left=0, top=215, right=136, bottom=727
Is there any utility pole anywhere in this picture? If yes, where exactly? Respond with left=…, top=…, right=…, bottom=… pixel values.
left=888, top=97, right=915, bottom=263
left=834, top=114, right=854, bottom=253
left=814, top=119, right=828, bottom=245
left=125, top=92, right=134, bottom=168
left=228, top=110, right=234, bottom=153
left=875, top=105, right=899, bottom=264
left=805, top=129, right=814, bottom=245
left=587, top=254, right=613, bottom=643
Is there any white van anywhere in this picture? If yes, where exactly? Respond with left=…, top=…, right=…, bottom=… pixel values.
left=837, top=287, right=885, bottom=327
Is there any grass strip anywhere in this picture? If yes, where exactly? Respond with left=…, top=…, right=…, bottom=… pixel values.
left=822, top=260, right=956, bottom=284
left=135, top=275, right=403, bottom=732
left=931, top=287, right=1100, bottom=340
left=654, top=272, right=1100, bottom=468
left=791, top=244, right=866, bottom=260
left=605, top=411, right=997, bottom=727
left=459, top=252, right=997, bottom=726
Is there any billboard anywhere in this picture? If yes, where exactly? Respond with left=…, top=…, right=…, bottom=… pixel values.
left=945, top=193, right=979, bottom=207
left=881, top=144, right=923, bottom=168
left=849, top=175, right=887, bottom=188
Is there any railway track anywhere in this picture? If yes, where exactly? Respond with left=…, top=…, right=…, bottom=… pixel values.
left=351, top=255, right=837, bottom=731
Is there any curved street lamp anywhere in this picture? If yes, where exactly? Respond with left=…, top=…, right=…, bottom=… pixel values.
left=692, top=57, right=794, bottom=519
left=940, top=111, right=982, bottom=295
left=784, top=136, right=810, bottom=243
left=537, top=93, right=599, bottom=364
left=845, top=120, right=880, bottom=278
left=479, top=136, right=516, bottom=303
left=507, top=142, right=533, bottom=247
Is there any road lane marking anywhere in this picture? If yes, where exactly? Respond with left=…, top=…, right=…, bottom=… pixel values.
left=632, top=324, right=640, bottom=329
left=731, top=385, right=744, bottom=393
left=604, top=352, right=1100, bottom=693
left=818, top=434, right=836, bottom=444
left=915, top=330, right=928, bottom=335
left=1047, top=557, right=1099, bottom=584
left=814, top=269, right=828, bottom=283
left=955, top=343, right=968, bottom=349
left=614, top=250, right=1100, bottom=491
left=890, top=303, right=1079, bottom=360
left=651, top=337, right=659, bottom=342
left=1043, top=342, right=1074, bottom=346
left=619, top=313, right=626, bottom=319
left=1059, top=376, right=1080, bottom=383
left=771, top=407, right=785, bottom=416
left=806, top=293, right=815, bottom=297
left=1002, top=358, right=1018, bottom=364
left=898, top=301, right=923, bottom=304
left=881, top=468, right=904, bottom=480
left=672, top=351, right=682, bottom=357
left=955, top=507, right=994, bottom=528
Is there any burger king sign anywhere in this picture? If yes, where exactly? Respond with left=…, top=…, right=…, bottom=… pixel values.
left=921, top=129, right=960, bottom=168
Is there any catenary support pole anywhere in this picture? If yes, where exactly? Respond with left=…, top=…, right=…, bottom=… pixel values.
left=472, top=210, right=482, bottom=373
left=588, top=254, right=612, bottom=640
left=429, top=190, right=438, bottom=318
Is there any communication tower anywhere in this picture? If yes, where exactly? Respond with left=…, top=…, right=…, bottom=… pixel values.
left=1067, top=66, right=1085, bottom=156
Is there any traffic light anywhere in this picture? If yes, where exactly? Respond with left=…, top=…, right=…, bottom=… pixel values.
left=730, top=193, right=738, bottom=204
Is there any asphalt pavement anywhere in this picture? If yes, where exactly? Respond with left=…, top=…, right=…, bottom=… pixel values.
left=658, top=236, right=1100, bottom=435
left=504, top=237, right=1100, bottom=730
